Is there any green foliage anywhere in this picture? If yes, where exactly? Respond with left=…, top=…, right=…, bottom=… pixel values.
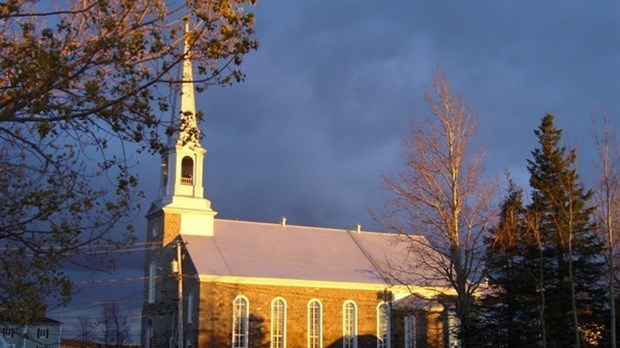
left=0, top=0, right=257, bottom=321
left=528, top=114, right=607, bottom=347
left=481, top=114, right=607, bottom=347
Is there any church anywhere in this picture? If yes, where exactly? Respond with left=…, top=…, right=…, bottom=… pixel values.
left=140, top=29, right=456, bottom=348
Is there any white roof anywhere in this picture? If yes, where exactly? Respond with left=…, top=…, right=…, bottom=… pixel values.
left=183, top=219, right=429, bottom=285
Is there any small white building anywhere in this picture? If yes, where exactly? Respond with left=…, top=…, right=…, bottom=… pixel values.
left=0, top=317, right=61, bottom=348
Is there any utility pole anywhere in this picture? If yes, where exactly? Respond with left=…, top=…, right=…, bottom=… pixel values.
left=172, top=239, right=184, bottom=348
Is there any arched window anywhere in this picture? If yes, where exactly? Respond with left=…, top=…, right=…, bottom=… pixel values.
left=232, top=296, right=249, bottom=348
left=161, top=156, right=168, bottom=187
left=187, top=292, right=194, bottom=324
left=181, top=156, right=194, bottom=185
left=145, top=318, right=154, bottom=348
left=447, top=309, right=460, bottom=348
left=148, top=261, right=156, bottom=304
left=343, top=301, right=357, bottom=348
left=404, top=315, right=416, bottom=348
left=307, top=299, right=322, bottom=348
left=377, top=302, right=391, bottom=348
left=270, top=297, right=287, bottom=348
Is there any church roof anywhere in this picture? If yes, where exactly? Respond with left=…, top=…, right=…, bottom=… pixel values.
left=183, top=219, right=428, bottom=285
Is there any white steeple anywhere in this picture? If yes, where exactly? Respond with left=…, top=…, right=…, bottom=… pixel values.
left=170, top=20, right=200, bottom=148
left=158, top=19, right=216, bottom=236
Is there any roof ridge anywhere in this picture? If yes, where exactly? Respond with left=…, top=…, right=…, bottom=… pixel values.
left=216, top=218, right=391, bottom=235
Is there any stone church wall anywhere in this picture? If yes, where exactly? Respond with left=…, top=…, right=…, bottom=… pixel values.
left=194, top=281, right=445, bottom=348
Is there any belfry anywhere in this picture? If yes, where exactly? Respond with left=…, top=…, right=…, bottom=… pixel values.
left=157, top=20, right=216, bottom=239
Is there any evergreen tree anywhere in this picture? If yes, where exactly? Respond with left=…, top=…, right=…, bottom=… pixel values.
left=481, top=179, right=541, bottom=347
left=527, top=114, right=607, bottom=347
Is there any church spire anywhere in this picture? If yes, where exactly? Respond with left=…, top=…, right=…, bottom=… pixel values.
left=170, top=19, right=200, bottom=147
left=156, top=18, right=217, bottom=237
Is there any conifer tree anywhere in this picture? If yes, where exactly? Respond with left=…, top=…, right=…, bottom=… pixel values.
left=481, top=179, right=541, bottom=347
left=527, top=114, right=606, bottom=347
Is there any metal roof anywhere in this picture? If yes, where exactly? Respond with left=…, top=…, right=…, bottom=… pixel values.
left=183, top=219, right=429, bottom=285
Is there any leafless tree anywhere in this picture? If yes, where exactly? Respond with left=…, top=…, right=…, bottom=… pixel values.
left=100, top=302, right=131, bottom=347
left=75, top=315, right=100, bottom=347
left=381, top=68, right=496, bottom=346
left=558, top=165, right=581, bottom=347
left=594, top=115, right=620, bottom=348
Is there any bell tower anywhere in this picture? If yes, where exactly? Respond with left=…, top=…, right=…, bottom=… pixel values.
left=157, top=20, right=217, bottom=238
left=143, top=19, right=213, bottom=348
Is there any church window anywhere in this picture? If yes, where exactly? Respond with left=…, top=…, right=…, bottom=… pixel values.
left=404, top=315, right=416, bottom=348
left=447, top=309, right=460, bottom=348
left=232, top=296, right=249, bottom=348
left=161, top=156, right=168, bottom=187
left=270, top=297, right=286, bottom=348
left=148, top=261, right=156, bottom=304
left=145, top=318, right=154, bottom=348
left=187, top=292, right=194, bottom=324
left=377, top=302, right=391, bottom=348
left=181, top=156, right=194, bottom=185
left=343, top=301, right=357, bottom=348
left=307, top=299, right=322, bottom=348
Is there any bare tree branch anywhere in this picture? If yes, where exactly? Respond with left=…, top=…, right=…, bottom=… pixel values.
left=380, top=68, right=497, bottom=346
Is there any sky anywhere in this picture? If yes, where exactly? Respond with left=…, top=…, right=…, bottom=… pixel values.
left=49, top=0, right=620, bottom=340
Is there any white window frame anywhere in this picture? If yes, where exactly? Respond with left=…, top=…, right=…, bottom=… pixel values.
left=36, top=327, right=49, bottom=339
left=270, top=297, right=287, bottom=348
left=1, top=327, right=15, bottom=337
left=447, top=309, right=460, bottom=348
left=232, top=295, right=249, bottom=348
left=376, top=302, right=391, bottom=348
left=404, top=315, right=416, bottom=348
left=343, top=301, right=357, bottom=348
left=307, top=299, right=323, bottom=348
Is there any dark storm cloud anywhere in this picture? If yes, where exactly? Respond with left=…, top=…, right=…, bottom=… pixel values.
left=200, top=1, right=618, bottom=228
left=51, top=0, right=618, bottom=330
